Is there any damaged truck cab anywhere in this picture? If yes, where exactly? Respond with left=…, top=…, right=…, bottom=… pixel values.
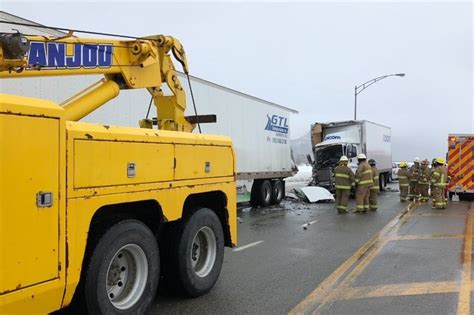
left=309, top=120, right=392, bottom=193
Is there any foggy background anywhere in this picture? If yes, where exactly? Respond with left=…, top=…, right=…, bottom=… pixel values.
left=2, top=1, right=473, bottom=162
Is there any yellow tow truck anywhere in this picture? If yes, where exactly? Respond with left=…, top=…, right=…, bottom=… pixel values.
left=0, top=30, right=236, bottom=313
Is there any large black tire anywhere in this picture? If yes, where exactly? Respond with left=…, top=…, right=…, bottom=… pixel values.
left=250, top=179, right=272, bottom=207
left=84, top=220, right=159, bottom=314
left=165, top=208, right=224, bottom=297
left=271, top=179, right=284, bottom=205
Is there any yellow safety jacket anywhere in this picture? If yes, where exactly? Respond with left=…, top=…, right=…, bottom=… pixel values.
left=355, top=161, right=373, bottom=187
left=398, top=168, right=409, bottom=187
left=334, top=163, right=355, bottom=190
left=418, top=166, right=431, bottom=185
left=371, top=166, right=380, bottom=191
left=431, top=165, right=448, bottom=188
left=408, top=164, right=420, bottom=182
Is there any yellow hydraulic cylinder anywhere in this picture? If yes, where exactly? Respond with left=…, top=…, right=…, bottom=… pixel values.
left=63, top=79, right=120, bottom=121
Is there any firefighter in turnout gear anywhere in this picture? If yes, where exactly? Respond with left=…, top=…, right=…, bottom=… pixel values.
left=334, top=156, right=355, bottom=214
left=355, top=154, right=373, bottom=213
left=418, top=159, right=431, bottom=203
left=431, top=157, right=448, bottom=209
left=398, top=162, right=409, bottom=202
left=430, top=158, right=437, bottom=205
left=368, top=159, right=379, bottom=211
left=408, top=157, right=421, bottom=201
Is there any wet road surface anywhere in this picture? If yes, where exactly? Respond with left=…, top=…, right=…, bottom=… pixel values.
left=152, top=186, right=421, bottom=314
left=292, top=198, right=474, bottom=315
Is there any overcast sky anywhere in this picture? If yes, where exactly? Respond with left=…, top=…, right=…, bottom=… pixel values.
left=2, top=1, right=473, bottom=161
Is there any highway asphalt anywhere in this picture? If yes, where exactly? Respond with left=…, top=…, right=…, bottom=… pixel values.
left=153, top=185, right=423, bottom=314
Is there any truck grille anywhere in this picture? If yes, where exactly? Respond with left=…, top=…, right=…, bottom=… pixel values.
left=317, top=168, right=331, bottom=182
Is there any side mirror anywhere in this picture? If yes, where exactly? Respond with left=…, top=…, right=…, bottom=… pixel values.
left=306, top=154, right=313, bottom=165
left=349, top=145, right=356, bottom=158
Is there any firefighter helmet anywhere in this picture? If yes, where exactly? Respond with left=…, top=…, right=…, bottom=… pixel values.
left=400, top=162, right=407, bottom=168
left=368, top=159, right=376, bottom=166
left=340, top=156, right=349, bottom=162
left=436, top=157, right=445, bottom=164
left=357, top=153, right=367, bottom=160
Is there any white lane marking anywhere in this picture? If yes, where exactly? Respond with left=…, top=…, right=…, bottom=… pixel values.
left=233, top=240, right=264, bottom=252
left=301, top=220, right=319, bottom=228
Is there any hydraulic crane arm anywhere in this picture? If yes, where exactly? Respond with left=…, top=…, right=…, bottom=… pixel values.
left=0, top=32, right=195, bottom=131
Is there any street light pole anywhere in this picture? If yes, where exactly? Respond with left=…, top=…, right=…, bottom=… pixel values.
left=354, top=85, right=357, bottom=121
left=354, top=73, right=405, bottom=120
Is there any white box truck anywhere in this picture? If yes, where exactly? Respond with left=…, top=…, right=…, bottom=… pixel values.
left=308, top=120, right=392, bottom=192
left=0, top=10, right=297, bottom=207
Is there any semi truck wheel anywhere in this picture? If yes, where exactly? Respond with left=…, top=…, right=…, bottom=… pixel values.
left=171, top=208, right=224, bottom=297
left=84, top=220, right=159, bottom=314
left=271, top=179, right=284, bottom=205
left=250, top=179, right=272, bottom=207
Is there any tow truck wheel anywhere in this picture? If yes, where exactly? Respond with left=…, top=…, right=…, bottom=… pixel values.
left=173, top=208, right=224, bottom=297
left=84, top=220, right=159, bottom=314
left=271, top=179, right=284, bottom=205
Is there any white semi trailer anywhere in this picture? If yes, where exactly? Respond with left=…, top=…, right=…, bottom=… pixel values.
left=178, top=74, right=298, bottom=206
left=308, top=120, right=392, bottom=192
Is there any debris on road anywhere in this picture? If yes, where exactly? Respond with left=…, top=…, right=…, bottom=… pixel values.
left=284, top=192, right=299, bottom=200
left=302, top=220, right=319, bottom=230
left=293, top=187, right=335, bottom=203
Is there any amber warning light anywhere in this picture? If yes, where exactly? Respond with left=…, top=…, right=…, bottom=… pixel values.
left=449, top=137, right=457, bottom=149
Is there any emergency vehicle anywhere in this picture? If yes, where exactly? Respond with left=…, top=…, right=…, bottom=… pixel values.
left=447, top=134, right=474, bottom=200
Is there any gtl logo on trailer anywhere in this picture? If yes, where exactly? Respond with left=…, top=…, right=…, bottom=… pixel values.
left=265, top=114, right=289, bottom=134
left=27, top=42, right=113, bottom=69
left=265, top=114, right=288, bottom=145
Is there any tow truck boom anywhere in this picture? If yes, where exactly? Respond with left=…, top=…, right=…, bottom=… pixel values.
left=0, top=32, right=194, bottom=131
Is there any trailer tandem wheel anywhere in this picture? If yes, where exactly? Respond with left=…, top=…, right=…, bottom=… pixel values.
left=250, top=179, right=272, bottom=207
left=271, top=179, right=284, bottom=205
